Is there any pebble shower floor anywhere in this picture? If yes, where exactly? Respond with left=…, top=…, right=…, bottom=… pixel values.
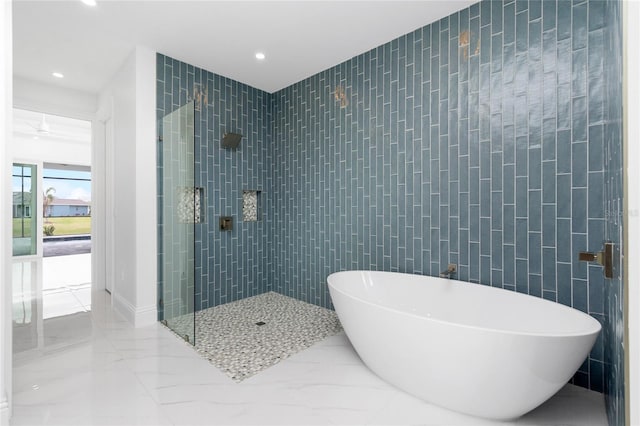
left=165, top=292, right=343, bottom=381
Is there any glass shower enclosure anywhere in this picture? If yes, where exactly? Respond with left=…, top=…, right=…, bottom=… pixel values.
left=158, top=101, right=197, bottom=344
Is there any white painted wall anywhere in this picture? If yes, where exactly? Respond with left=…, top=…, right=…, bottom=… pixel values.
left=1, top=1, right=12, bottom=423
left=624, top=2, right=639, bottom=424
left=98, top=49, right=137, bottom=320
left=13, top=77, right=96, bottom=121
left=97, top=45, right=156, bottom=326
left=133, top=46, right=158, bottom=325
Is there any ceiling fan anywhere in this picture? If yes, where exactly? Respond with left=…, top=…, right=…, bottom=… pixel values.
left=31, top=113, right=51, bottom=135
left=18, top=110, right=90, bottom=142
left=26, top=113, right=66, bottom=139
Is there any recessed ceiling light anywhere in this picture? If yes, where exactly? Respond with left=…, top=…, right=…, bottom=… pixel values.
left=255, top=52, right=266, bottom=60
left=81, top=0, right=97, bottom=6
left=52, top=72, right=64, bottom=78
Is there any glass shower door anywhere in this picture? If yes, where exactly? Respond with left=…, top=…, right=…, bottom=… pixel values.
left=159, top=101, right=196, bottom=344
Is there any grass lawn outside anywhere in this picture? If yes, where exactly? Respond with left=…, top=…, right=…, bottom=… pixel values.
left=44, top=216, right=91, bottom=235
left=13, top=216, right=91, bottom=237
left=12, top=218, right=33, bottom=238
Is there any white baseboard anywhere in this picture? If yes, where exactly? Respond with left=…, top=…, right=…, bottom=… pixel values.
left=113, top=294, right=157, bottom=328
left=112, top=292, right=135, bottom=324
left=0, top=395, right=10, bottom=426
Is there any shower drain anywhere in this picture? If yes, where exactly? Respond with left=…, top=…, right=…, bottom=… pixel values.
left=255, top=321, right=266, bottom=326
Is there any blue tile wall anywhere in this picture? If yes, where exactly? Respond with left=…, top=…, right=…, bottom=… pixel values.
left=602, top=0, right=624, bottom=424
left=156, top=54, right=274, bottom=312
left=270, top=0, right=614, bottom=393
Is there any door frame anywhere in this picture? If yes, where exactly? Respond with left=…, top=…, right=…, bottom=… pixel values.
left=623, top=1, right=639, bottom=424
left=93, top=96, right=113, bottom=297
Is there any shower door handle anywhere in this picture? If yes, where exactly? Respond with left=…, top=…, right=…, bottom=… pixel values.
left=578, top=242, right=614, bottom=279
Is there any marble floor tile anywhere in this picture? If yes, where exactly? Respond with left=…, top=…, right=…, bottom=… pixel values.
left=41, top=253, right=91, bottom=290
left=10, top=268, right=607, bottom=426
left=41, top=290, right=87, bottom=319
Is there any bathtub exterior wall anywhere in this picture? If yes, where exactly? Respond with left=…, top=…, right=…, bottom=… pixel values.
left=602, top=0, right=624, bottom=424
left=271, top=0, right=611, bottom=393
left=156, top=54, right=275, bottom=312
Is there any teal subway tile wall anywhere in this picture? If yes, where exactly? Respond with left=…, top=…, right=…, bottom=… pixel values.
left=156, top=0, right=623, bottom=422
left=272, top=0, right=617, bottom=396
left=156, top=54, right=275, bottom=312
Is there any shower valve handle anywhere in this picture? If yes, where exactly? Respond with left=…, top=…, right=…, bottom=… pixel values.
left=578, top=243, right=614, bottom=279
left=578, top=252, right=601, bottom=263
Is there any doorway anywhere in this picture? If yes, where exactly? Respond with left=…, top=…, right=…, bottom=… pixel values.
left=11, top=108, right=94, bottom=354
left=41, top=164, right=92, bottom=318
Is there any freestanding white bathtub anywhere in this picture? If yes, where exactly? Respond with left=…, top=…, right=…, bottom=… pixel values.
left=327, top=270, right=601, bottom=420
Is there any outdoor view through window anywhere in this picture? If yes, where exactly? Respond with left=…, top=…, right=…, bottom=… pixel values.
left=42, top=167, right=92, bottom=239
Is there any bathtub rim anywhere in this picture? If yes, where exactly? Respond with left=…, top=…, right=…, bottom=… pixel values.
left=327, top=270, right=602, bottom=338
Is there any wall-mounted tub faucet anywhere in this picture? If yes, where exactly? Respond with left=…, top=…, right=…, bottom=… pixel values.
left=439, top=264, right=457, bottom=278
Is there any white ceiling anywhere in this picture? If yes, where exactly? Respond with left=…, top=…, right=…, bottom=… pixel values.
left=13, top=0, right=477, bottom=95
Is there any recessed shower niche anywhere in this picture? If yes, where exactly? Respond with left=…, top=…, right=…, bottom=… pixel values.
left=242, top=190, right=261, bottom=222
left=177, top=186, right=204, bottom=224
